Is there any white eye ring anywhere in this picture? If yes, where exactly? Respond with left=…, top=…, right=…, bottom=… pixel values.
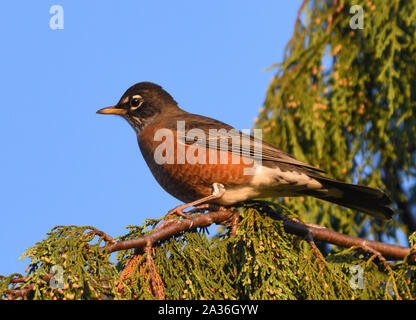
left=130, top=95, right=143, bottom=110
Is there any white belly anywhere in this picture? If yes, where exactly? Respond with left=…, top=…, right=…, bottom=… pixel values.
left=217, top=165, right=323, bottom=205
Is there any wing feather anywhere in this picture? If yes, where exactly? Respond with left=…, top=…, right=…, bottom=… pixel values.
left=172, top=113, right=325, bottom=173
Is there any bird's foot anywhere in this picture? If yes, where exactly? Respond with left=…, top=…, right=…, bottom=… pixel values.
left=166, top=205, right=192, bottom=219
left=166, top=203, right=223, bottom=219
left=166, top=183, right=226, bottom=219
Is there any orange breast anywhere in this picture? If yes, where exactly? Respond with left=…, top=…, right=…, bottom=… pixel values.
left=138, top=123, right=254, bottom=203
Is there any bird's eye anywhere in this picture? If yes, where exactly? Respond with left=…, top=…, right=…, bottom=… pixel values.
left=131, top=99, right=141, bottom=107
left=130, top=95, right=143, bottom=109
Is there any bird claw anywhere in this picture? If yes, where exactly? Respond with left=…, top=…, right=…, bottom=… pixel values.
left=166, top=182, right=226, bottom=219
left=166, top=207, right=192, bottom=219
left=166, top=203, right=224, bottom=219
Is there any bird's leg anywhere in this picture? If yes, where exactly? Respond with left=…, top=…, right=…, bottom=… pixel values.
left=274, top=212, right=325, bottom=270
left=167, top=183, right=226, bottom=218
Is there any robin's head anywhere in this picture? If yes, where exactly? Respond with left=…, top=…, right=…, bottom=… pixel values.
left=97, top=82, right=178, bottom=131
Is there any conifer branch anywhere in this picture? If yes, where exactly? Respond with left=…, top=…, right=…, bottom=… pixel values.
left=4, top=274, right=53, bottom=300
left=106, top=209, right=235, bottom=253
left=3, top=206, right=414, bottom=300
left=281, top=219, right=415, bottom=263
left=104, top=208, right=414, bottom=264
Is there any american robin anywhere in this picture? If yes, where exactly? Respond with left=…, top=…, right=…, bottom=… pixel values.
left=97, top=82, right=393, bottom=219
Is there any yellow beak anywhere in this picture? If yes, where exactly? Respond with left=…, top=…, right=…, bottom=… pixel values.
left=96, top=106, right=128, bottom=115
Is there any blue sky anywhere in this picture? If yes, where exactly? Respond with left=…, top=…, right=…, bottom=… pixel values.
left=0, top=1, right=301, bottom=275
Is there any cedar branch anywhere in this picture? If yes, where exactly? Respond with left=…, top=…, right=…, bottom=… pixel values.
left=3, top=207, right=414, bottom=299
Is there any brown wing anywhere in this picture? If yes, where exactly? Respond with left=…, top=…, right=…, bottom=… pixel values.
left=167, top=112, right=326, bottom=173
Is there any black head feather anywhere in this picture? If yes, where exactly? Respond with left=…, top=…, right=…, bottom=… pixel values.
left=117, top=82, right=179, bottom=132
left=118, top=82, right=177, bottom=106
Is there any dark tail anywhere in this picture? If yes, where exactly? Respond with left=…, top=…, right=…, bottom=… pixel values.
left=303, top=174, right=394, bottom=219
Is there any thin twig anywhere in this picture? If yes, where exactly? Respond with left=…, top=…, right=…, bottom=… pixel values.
left=305, top=232, right=325, bottom=271
left=359, top=240, right=389, bottom=267
left=145, top=245, right=164, bottom=299
left=231, top=211, right=240, bottom=236
left=84, top=229, right=116, bottom=245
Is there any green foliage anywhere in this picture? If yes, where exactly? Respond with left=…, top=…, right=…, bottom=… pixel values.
left=0, top=226, right=120, bottom=300
left=114, top=203, right=302, bottom=300
left=258, top=0, right=416, bottom=239
left=1, top=204, right=415, bottom=300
